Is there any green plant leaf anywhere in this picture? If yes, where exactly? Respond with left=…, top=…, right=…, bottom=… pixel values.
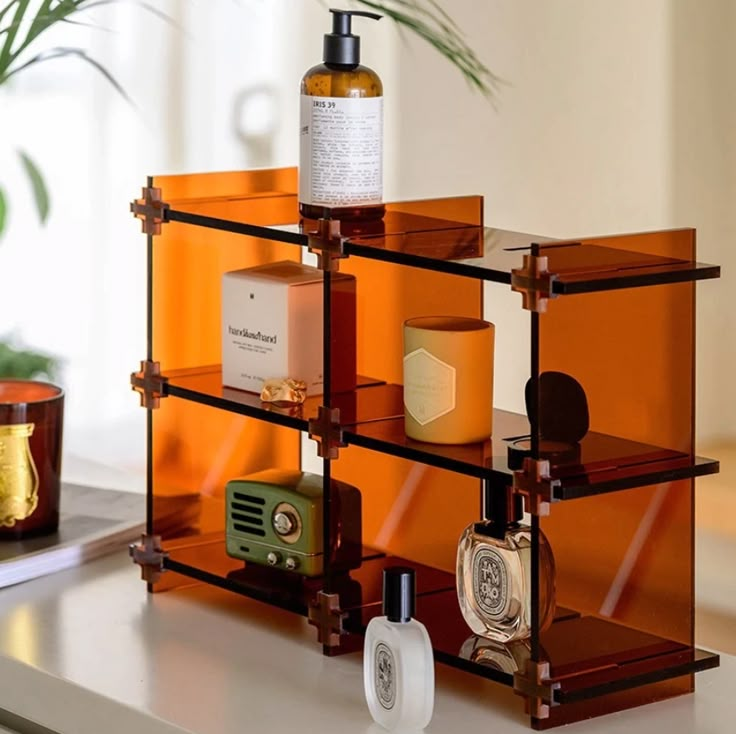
left=0, top=0, right=31, bottom=79
left=6, top=45, right=135, bottom=107
left=0, top=186, right=7, bottom=238
left=18, top=150, right=50, bottom=224
left=0, top=342, right=57, bottom=379
left=353, top=0, right=503, bottom=99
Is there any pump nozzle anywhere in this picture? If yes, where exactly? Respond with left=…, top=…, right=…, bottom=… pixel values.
left=324, top=8, right=382, bottom=67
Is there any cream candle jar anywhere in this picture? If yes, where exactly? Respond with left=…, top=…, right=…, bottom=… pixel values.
left=403, top=316, right=494, bottom=444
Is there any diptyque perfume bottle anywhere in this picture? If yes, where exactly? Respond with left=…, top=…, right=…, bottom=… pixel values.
left=457, top=483, right=555, bottom=643
left=364, top=567, right=434, bottom=730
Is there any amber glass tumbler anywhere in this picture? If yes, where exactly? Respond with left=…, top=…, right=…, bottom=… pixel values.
left=0, top=381, right=64, bottom=539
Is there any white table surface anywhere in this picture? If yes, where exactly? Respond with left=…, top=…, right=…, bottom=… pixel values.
left=0, top=552, right=732, bottom=734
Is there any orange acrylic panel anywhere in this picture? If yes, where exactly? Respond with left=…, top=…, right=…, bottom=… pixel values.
left=529, top=230, right=699, bottom=726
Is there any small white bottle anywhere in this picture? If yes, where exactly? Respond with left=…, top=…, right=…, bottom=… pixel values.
left=363, top=567, right=434, bottom=730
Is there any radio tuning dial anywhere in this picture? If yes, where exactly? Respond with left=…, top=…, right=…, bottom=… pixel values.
left=273, top=511, right=297, bottom=536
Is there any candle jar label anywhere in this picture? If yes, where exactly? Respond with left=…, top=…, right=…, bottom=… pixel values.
left=403, top=348, right=456, bottom=426
left=0, top=423, right=39, bottom=527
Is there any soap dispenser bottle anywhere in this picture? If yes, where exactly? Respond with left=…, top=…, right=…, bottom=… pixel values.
left=300, top=8, right=384, bottom=222
left=457, top=482, right=556, bottom=643
left=364, top=567, right=434, bottom=730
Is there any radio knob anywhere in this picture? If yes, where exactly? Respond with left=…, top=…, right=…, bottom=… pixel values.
left=284, top=556, right=299, bottom=571
left=273, top=511, right=297, bottom=536
left=266, top=551, right=281, bottom=566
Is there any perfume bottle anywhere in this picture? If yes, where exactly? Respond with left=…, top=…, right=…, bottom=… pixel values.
left=457, top=483, right=555, bottom=643
left=364, top=567, right=434, bottom=730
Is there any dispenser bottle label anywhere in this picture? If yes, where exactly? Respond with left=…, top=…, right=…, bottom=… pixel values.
left=299, top=95, right=383, bottom=208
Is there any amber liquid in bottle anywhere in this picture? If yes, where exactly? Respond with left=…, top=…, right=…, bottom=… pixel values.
left=300, top=63, right=385, bottom=222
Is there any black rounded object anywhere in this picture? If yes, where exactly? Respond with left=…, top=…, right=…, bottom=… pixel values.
left=383, top=566, right=415, bottom=623
left=525, top=371, right=589, bottom=444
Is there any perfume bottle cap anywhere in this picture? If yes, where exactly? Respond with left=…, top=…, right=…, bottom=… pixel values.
left=383, top=566, right=415, bottom=623
left=324, top=8, right=382, bottom=67
left=483, top=482, right=523, bottom=526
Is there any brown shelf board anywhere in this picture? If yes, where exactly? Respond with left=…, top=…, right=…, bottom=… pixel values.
left=344, top=385, right=719, bottom=496
left=167, top=200, right=719, bottom=291
left=158, top=538, right=718, bottom=699
left=163, top=365, right=390, bottom=431
left=540, top=614, right=720, bottom=703
left=161, top=370, right=718, bottom=498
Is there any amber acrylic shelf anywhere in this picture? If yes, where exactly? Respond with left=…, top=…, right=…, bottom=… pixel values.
left=167, top=200, right=720, bottom=292
left=157, top=532, right=718, bottom=709
left=131, top=167, right=721, bottom=730
left=161, top=367, right=718, bottom=502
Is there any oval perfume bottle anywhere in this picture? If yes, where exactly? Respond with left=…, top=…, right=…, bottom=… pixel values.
left=364, top=567, right=434, bottom=730
left=457, top=483, right=555, bottom=643
left=299, top=8, right=384, bottom=222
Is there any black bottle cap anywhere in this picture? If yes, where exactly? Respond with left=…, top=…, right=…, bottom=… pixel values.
left=323, top=8, right=382, bottom=67
left=383, top=566, right=415, bottom=623
left=480, top=481, right=523, bottom=538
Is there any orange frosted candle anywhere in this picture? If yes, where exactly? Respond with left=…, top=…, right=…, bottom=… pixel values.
left=403, top=316, right=494, bottom=444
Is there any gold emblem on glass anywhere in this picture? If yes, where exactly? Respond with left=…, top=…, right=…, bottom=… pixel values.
left=0, top=424, right=39, bottom=527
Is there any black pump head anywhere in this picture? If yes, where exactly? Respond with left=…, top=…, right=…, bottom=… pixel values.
left=324, top=8, right=382, bottom=67
left=383, top=566, right=415, bottom=623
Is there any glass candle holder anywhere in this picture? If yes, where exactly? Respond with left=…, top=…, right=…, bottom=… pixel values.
left=0, top=381, right=64, bottom=539
left=403, top=316, right=494, bottom=444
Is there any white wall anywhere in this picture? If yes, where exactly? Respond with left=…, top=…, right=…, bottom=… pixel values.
left=671, top=0, right=736, bottom=444
left=388, top=0, right=734, bottom=442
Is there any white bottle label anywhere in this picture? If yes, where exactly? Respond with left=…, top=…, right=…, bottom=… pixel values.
left=473, top=547, right=508, bottom=621
left=403, top=348, right=456, bottom=426
left=374, top=642, right=396, bottom=710
left=299, top=94, right=383, bottom=207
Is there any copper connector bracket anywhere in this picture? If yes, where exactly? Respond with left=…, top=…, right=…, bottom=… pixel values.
left=131, top=360, right=168, bottom=409
left=129, top=534, right=168, bottom=584
left=308, top=405, right=346, bottom=460
left=308, top=591, right=346, bottom=648
left=307, top=218, right=346, bottom=272
left=513, top=659, right=560, bottom=720
left=511, top=253, right=558, bottom=313
left=512, top=457, right=560, bottom=516
left=130, top=186, right=170, bottom=236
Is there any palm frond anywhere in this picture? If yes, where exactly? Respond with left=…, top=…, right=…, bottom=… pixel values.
left=0, top=0, right=31, bottom=78
left=0, top=186, right=6, bottom=238
left=4, top=45, right=135, bottom=106
left=18, top=150, right=50, bottom=224
left=353, top=0, right=502, bottom=99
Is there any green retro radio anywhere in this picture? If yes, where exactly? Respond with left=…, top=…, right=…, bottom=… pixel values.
left=225, top=469, right=361, bottom=577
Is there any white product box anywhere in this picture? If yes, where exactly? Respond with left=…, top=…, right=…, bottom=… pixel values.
left=221, top=260, right=356, bottom=396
